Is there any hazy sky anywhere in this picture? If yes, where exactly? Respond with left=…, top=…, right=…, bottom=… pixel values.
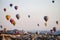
left=0, top=0, right=60, bottom=31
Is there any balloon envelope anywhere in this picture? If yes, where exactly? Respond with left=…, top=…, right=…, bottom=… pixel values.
left=10, top=4, right=13, bottom=7
left=37, top=24, right=39, bottom=26
left=50, top=29, right=53, bottom=33
left=44, top=16, right=48, bottom=22
left=16, top=14, right=20, bottom=19
left=53, top=27, right=56, bottom=32
left=52, top=0, right=55, bottom=3
left=0, top=25, right=2, bottom=28
left=4, top=8, right=6, bottom=12
left=28, top=15, right=30, bottom=18
left=10, top=18, right=15, bottom=24
left=14, top=6, right=18, bottom=10
left=6, top=15, right=11, bottom=20
left=56, top=21, right=58, bottom=25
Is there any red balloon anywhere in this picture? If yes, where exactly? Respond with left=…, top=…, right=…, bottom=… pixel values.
left=10, top=18, right=14, bottom=24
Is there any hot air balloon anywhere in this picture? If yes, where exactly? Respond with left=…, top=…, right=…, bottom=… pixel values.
left=44, top=16, right=48, bottom=26
left=56, top=21, right=58, bottom=25
left=10, top=18, right=16, bottom=26
left=10, top=18, right=15, bottom=24
left=37, top=24, right=39, bottom=26
left=50, top=29, right=53, bottom=34
left=3, top=8, right=6, bottom=12
left=16, top=14, right=20, bottom=20
left=10, top=4, right=13, bottom=7
left=52, top=0, right=55, bottom=3
left=28, top=15, right=30, bottom=18
left=53, top=27, right=56, bottom=32
left=44, top=16, right=48, bottom=22
left=6, top=15, right=11, bottom=20
left=0, top=25, right=2, bottom=28
left=14, top=6, right=18, bottom=10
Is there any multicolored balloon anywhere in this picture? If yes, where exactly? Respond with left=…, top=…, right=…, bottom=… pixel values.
left=14, top=6, right=18, bottom=10
left=6, top=15, right=11, bottom=20
left=10, top=18, right=14, bottom=24
left=10, top=18, right=16, bottom=26
left=16, top=14, right=20, bottom=20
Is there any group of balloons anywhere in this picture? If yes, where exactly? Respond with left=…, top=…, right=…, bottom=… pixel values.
left=3, top=0, right=55, bottom=12
left=3, top=3, right=18, bottom=12
left=3, top=0, right=56, bottom=27
left=3, top=3, right=30, bottom=26
left=6, top=14, right=20, bottom=26
left=44, top=16, right=59, bottom=26
left=50, top=27, right=56, bottom=33
left=10, top=4, right=18, bottom=10
left=3, top=3, right=20, bottom=26
left=5, top=15, right=58, bottom=26
left=3, top=3, right=31, bottom=26
left=6, top=15, right=16, bottom=26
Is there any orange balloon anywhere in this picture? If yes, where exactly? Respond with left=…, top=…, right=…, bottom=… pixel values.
left=6, top=15, right=11, bottom=20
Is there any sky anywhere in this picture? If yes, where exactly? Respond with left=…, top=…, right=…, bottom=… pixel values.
left=0, top=0, right=60, bottom=31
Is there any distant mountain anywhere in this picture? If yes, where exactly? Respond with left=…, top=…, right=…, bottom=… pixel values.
left=0, top=29, right=60, bottom=35
left=54, top=31, right=60, bottom=35
left=40, top=30, right=60, bottom=35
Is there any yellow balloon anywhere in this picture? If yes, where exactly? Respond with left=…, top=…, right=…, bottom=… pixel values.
left=13, top=21, right=16, bottom=26
left=6, top=15, right=11, bottom=20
